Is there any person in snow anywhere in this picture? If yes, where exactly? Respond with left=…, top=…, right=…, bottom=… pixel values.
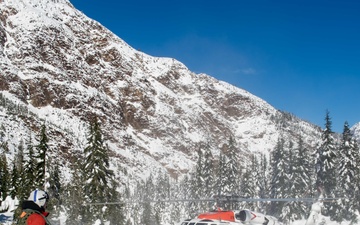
left=17, top=189, right=51, bottom=225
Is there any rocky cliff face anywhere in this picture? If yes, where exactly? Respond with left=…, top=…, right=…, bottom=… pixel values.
left=0, top=0, right=337, bottom=185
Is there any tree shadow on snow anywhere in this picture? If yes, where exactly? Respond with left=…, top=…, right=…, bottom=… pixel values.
left=0, top=213, right=12, bottom=223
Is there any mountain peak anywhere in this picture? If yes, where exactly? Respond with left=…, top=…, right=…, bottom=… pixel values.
left=1, top=0, right=76, bottom=27
left=0, top=0, right=324, bottom=183
left=3, top=0, right=69, bottom=7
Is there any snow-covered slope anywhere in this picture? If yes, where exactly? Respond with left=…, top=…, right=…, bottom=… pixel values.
left=0, top=0, right=325, bottom=185
left=352, top=122, right=360, bottom=142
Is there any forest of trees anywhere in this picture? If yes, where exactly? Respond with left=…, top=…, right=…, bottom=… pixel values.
left=0, top=116, right=124, bottom=225
left=0, top=111, right=360, bottom=225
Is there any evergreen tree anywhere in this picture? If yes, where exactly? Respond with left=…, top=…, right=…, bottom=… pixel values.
left=195, top=144, right=217, bottom=211
left=141, top=201, right=154, bottom=225
left=35, top=123, right=49, bottom=189
left=47, top=160, right=62, bottom=217
left=216, top=152, right=225, bottom=198
left=269, top=137, right=288, bottom=217
left=0, top=123, right=4, bottom=144
left=202, top=143, right=215, bottom=197
left=353, top=140, right=360, bottom=221
left=192, top=147, right=204, bottom=199
left=10, top=140, right=25, bottom=199
left=0, top=153, right=10, bottom=200
left=9, top=163, right=19, bottom=199
left=153, top=171, right=171, bottom=224
left=187, top=169, right=200, bottom=216
left=315, top=110, right=338, bottom=217
left=170, top=178, right=186, bottom=224
left=283, top=137, right=313, bottom=222
left=12, top=137, right=34, bottom=221
left=190, top=143, right=215, bottom=211
left=82, top=116, right=119, bottom=224
left=21, top=134, right=37, bottom=199
left=0, top=139, right=9, bottom=154
left=240, top=155, right=259, bottom=210
left=336, top=121, right=359, bottom=222
left=14, top=139, right=25, bottom=175
left=65, top=156, right=87, bottom=225
left=281, top=141, right=293, bottom=223
left=294, top=135, right=313, bottom=218
left=125, top=219, right=132, bottom=225
left=258, top=154, right=270, bottom=212
left=216, top=137, right=240, bottom=209
left=141, top=175, right=155, bottom=225
left=194, top=144, right=216, bottom=198
left=131, top=181, right=145, bottom=225
left=106, top=180, right=125, bottom=225
left=179, top=175, right=196, bottom=218
left=224, top=137, right=240, bottom=194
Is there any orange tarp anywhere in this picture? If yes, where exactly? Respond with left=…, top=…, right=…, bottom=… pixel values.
left=197, top=211, right=235, bottom=222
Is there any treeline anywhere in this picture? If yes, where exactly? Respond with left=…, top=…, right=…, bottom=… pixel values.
left=0, top=116, right=124, bottom=225
left=124, top=111, right=360, bottom=224
left=0, top=110, right=360, bottom=225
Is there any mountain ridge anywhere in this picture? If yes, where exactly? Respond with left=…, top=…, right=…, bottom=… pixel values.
left=0, top=0, right=357, bottom=186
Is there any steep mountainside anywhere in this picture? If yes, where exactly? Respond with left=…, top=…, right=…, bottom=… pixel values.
left=0, top=0, right=333, bottom=185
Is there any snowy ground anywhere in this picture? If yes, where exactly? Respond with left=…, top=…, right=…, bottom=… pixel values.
left=0, top=197, right=67, bottom=225
left=0, top=197, right=357, bottom=225
left=0, top=196, right=18, bottom=225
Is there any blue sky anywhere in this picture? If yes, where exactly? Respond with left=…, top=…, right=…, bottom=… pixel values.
left=69, top=0, right=360, bottom=133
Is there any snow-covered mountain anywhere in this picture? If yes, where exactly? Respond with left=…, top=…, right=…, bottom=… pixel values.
left=352, top=122, right=360, bottom=142
left=0, top=0, right=357, bottom=186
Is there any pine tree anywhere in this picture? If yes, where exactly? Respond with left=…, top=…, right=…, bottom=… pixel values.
left=65, top=156, right=87, bottom=225
left=269, top=137, right=288, bottom=217
left=12, top=138, right=32, bottom=220
left=202, top=143, right=215, bottom=197
left=281, top=141, right=295, bottom=223
left=47, top=161, right=62, bottom=217
left=14, top=140, right=25, bottom=174
left=106, top=180, right=125, bottom=225
left=21, top=134, right=37, bottom=199
left=10, top=140, right=25, bottom=199
left=335, top=121, right=359, bottom=222
left=216, top=137, right=240, bottom=209
left=315, top=110, right=338, bottom=217
left=187, top=169, right=200, bottom=216
left=82, top=116, right=119, bottom=224
left=293, top=135, right=313, bottom=218
left=9, top=163, right=19, bottom=199
left=0, top=153, right=10, bottom=200
left=141, top=175, right=155, bottom=225
left=353, top=140, right=360, bottom=221
left=191, top=143, right=215, bottom=212
left=257, top=154, right=270, bottom=212
left=35, top=123, right=49, bottom=189
left=282, top=137, right=313, bottom=222
left=216, top=152, right=225, bottom=198
left=153, top=170, right=171, bottom=224
left=0, top=141, right=9, bottom=154
left=179, top=175, right=196, bottom=218
left=193, top=147, right=204, bottom=199
left=170, top=178, right=186, bottom=223
left=131, top=181, right=145, bottom=225
left=223, top=137, right=240, bottom=194
left=241, top=155, right=258, bottom=210
left=13, top=139, right=26, bottom=201
left=0, top=122, right=4, bottom=144
left=141, top=201, right=154, bottom=225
